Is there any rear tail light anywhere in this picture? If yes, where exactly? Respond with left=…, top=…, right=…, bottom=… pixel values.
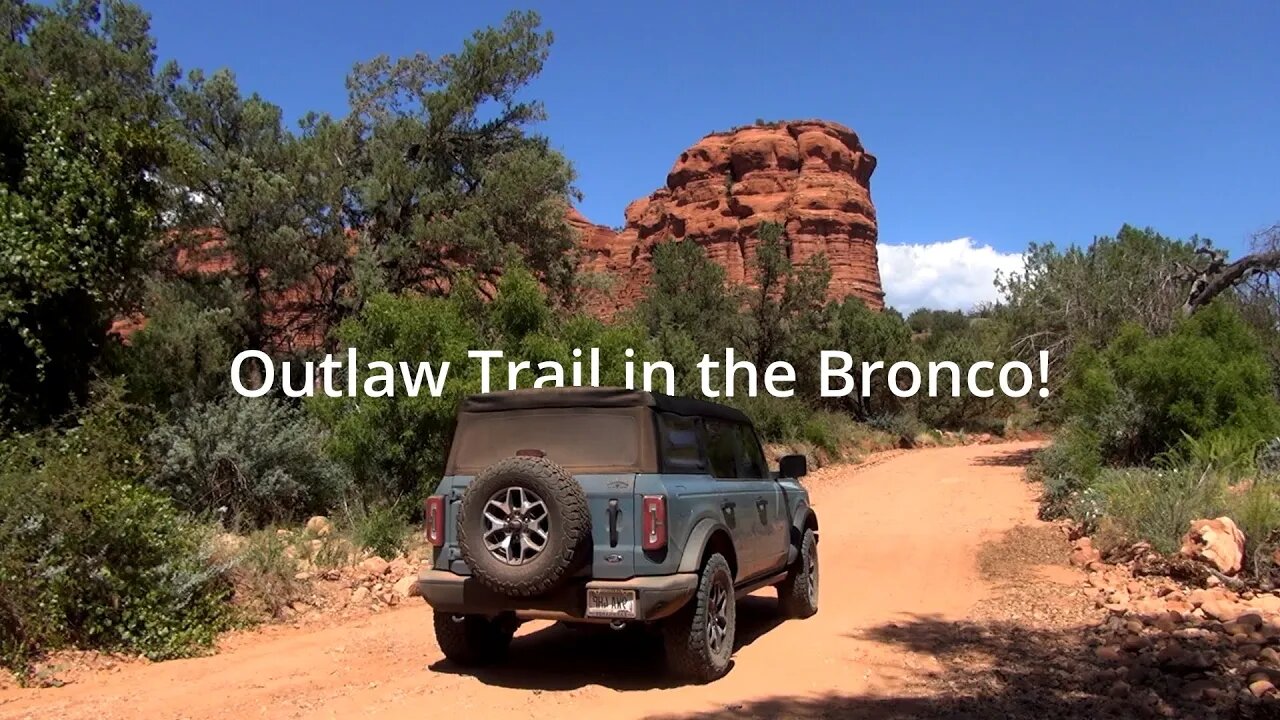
left=425, top=495, right=446, bottom=546
left=641, top=495, right=667, bottom=551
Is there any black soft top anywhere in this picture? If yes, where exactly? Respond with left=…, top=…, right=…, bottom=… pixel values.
left=459, top=386, right=750, bottom=424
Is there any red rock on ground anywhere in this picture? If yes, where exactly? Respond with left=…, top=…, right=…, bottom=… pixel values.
left=1180, top=517, right=1247, bottom=575
left=1070, top=537, right=1102, bottom=567
left=575, top=119, right=883, bottom=317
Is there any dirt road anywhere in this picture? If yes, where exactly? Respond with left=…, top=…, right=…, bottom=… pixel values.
left=0, top=441, right=1053, bottom=720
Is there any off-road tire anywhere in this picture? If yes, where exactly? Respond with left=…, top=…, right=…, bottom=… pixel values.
left=662, top=553, right=735, bottom=683
left=457, top=456, right=589, bottom=597
left=777, top=528, right=819, bottom=619
left=433, top=612, right=517, bottom=666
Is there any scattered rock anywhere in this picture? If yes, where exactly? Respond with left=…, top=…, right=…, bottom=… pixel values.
left=350, top=587, right=370, bottom=604
left=1251, top=594, right=1280, bottom=614
left=358, top=557, right=390, bottom=577
left=1249, top=679, right=1276, bottom=698
left=1070, top=537, right=1102, bottom=567
left=392, top=575, right=419, bottom=599
left=305, top=515, right=332, bottom=536
left=1179, top=517, right=1246, bottom=575
left=1202, top=598, right=1249, bottom=623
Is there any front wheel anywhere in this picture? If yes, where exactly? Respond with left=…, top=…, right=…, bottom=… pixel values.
left=433, top=611, right=517, bottom=666
left=662, top=553, right=735, bottom=683
left=777, top=528, right=819, bottom=618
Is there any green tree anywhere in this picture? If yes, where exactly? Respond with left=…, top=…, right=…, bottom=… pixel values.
left=739, top=222, right=833, bottom=372
left=162, top=68, right=348, bottom=354
left=0, top=87, right=166, bottom=428
left=342, top=10, right=579, bottom=302
left=308, top=292, right=482, bottom=502
left=823, top=299, right=915, bottom=420
left=995, top=225, right=1199, bottom=374
left=157, top=11, right=582, bottom=356
left=115, top=281, right=244, bottom=413
left=0, top=0, right=169, bottom=428
left=635, top=239, right=742, bottom=393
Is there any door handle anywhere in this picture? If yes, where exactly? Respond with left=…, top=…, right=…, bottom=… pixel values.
left=721, top=500, right=736, bottom=512
left=606, top=499, right=620, bottom=547
left=756, top=497, right=768, bottom=511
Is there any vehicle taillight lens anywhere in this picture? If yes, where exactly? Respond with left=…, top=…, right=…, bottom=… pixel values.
left=425, top=496, right=445, bottom=546
left=641, top=495, right=667, bottom=551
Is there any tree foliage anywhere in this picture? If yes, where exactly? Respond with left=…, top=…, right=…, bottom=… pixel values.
left=162, top=67, right=348, bottom=354
left=996, top=225, right=1199, bottom=369
left=0, top=1, right=168, bottom=428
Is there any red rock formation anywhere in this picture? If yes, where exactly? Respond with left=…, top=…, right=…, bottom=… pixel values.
left=575, top=119, right=883, bottom=316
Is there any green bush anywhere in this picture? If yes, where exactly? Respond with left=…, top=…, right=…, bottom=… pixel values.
left=1096, top=467, right=1226, bottom=554
left=1064, top=302, right=1280, bottom=465
left=1228, top=479, right=1280, bottom=575
left=1165, top=431, right=1264, bottom=484
left=728, top=395, right=856, bottom=457
left=308, top=291, right=485, bottom=503
left=1031, top=421, right=1104, bottom=521
left=350, top=503, right=412, bottom=560
left=116, top=281, right=246, bottom=413
left=0, top=387, right=232, bottom=672
left=867, top=411, right=925, bottom=448
left=149, top=396, right=351, bottom=528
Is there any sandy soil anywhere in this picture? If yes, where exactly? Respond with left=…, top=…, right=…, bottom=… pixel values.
left=0, top=441, right=1054, bottom=720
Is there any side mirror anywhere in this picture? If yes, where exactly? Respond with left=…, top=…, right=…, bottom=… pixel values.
left=778, top=454, right=808, bottom=479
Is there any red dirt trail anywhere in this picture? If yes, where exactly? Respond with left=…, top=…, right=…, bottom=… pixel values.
left=0, top=441, right=1047, bottom=720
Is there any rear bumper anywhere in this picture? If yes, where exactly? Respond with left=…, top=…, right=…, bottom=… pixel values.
left=416, top=569, right=698, bottom=622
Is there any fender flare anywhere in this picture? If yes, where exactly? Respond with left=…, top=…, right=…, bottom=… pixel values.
left=791, top=503, right=819, bottom=545
left=677, top=517, right=735, bottom=574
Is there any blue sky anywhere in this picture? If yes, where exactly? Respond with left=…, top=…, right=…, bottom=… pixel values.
left=140, top=1, right=1279, bottom=310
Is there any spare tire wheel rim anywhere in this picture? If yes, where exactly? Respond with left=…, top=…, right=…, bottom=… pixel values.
left=482, top=486, right=551, bottom=565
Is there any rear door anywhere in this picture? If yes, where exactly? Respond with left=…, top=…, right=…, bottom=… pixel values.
left=703, top=418, right=767, bottom=578
left=734, top=424, right=788, bottom=574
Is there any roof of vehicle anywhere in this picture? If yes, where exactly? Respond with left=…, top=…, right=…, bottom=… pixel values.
left=459, top=386, right=751, bottom=424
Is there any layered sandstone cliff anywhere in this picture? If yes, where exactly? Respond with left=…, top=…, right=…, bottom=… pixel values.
left=575, top=119, right=883, bottom=316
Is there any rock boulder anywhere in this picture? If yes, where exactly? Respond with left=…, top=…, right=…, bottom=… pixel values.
left=1180, top=517, right=1246, bottom=575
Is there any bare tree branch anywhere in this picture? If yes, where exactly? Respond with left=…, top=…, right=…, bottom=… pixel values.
left=1182, top=227, right=1280, bottom=313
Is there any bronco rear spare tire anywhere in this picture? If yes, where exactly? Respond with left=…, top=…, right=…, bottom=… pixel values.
left=457, top=456, right=590, bottom=597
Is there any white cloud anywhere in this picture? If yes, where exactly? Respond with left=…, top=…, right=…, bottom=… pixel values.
left=878, top=238, right=1024, bottom=313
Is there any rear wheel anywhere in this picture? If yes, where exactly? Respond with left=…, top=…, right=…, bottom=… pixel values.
left=433, top=611, right=517, bottom=666
left=777, top=528, right=819, bottom=619
left=662, top=553, right=735, bottom=683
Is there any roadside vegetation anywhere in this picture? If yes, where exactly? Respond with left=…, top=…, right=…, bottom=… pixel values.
left=1017, top=229, right=1280, bottom=580
left=2, top=0, right=1278, bottom=678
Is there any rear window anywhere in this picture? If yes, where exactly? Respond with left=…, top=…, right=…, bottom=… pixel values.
left=449, top=408, right=643, bottom=473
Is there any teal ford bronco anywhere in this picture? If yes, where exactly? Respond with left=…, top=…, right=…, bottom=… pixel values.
left=416, top=387, right=819, bottom=682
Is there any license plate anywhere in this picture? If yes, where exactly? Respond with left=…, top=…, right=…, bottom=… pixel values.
left=586, top=589, right=637, bottom=619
